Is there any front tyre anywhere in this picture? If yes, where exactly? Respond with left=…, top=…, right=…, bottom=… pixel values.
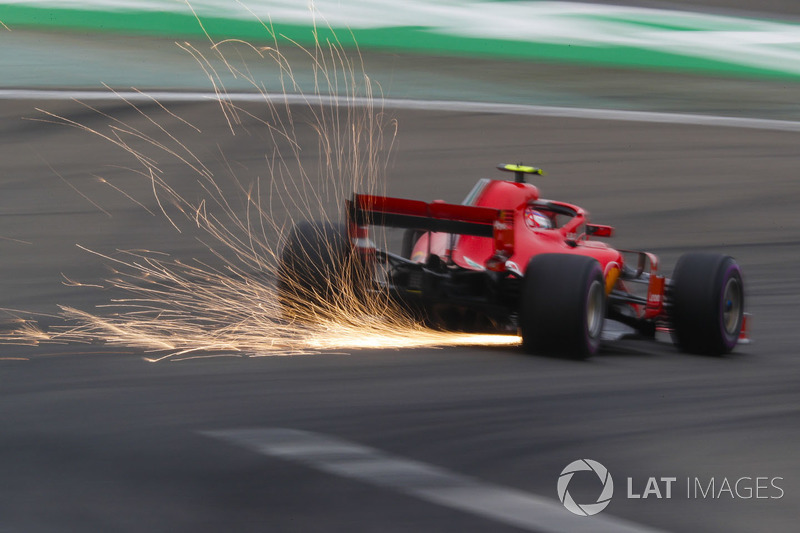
left=520, top=254, right=605, bottom=359
left=670, top=252, right=744, bottom=355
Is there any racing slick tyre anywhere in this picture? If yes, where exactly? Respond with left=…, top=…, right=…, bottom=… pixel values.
left=670, top=252, right=744, bottom=355
left=277, top=220, right=355, bottom=319
left=401, top=229, right=425, bottom=259
left=520, top=254, right=605, bottom=359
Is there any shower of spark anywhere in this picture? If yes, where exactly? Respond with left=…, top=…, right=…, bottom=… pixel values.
left=1, top=6, right=521, bottom=359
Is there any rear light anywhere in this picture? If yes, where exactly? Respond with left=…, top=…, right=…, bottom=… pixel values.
left=487, top=210, right=515, bottom=272
left=493, top=210, right=514, bottom=252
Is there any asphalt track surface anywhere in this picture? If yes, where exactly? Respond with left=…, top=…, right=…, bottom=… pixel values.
left=2, top=92, right=799, bottom=532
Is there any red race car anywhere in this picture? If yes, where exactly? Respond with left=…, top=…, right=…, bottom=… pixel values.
left=279, top=164, right=748, bottom=358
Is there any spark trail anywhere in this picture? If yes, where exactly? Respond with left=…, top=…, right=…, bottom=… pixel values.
left=1, top=8, right=520, bottom=360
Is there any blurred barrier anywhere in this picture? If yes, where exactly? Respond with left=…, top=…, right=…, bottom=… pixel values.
left=3, top=1, right=800, bottom=80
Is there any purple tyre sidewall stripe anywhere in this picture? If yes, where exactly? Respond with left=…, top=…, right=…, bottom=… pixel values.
left=719, top=262, right=743, bottom=349
left=584, top=264, right=604, bottom=354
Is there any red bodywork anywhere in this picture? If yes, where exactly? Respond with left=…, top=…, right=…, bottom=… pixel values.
left=349, top=179, right=667, bottom=321
left=417, top=180, right=620, bottom=272
left=344, top=169, right=752, bottom=351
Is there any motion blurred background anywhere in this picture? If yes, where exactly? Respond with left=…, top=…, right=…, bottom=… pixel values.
left=5, top=0, right=800, bottom=113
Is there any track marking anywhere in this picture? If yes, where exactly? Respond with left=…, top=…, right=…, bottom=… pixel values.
left=202, top=427, right=665, bottom=533
left=4, top=88, right=800, bottom=132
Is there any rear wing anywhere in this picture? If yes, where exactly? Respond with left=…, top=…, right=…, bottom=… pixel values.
left=346, top=194, right=515, bottom=272
left=347, top=194, right=499, bottom=237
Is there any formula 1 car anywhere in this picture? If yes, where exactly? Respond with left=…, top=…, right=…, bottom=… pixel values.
left=278, top=164, right=748, bottom=358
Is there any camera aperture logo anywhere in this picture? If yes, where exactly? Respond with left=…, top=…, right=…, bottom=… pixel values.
left=558, top=459, right=614, bottom=516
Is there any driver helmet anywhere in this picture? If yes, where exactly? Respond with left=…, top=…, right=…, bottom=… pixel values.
left=524, top=206, right=553, bottom=230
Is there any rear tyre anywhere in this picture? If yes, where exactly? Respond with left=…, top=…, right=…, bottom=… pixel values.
left=401, top=229, right=425, bottom=259
left=520, top=254, right=605, bottom=359
left=670, top=252, right=744, bottom=355
left=277, top=220, right=353, bottom=318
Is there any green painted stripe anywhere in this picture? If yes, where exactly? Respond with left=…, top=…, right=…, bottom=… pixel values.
left=3, top=3, right=800, bottom=81
left=344, top=27, right=800, bottom=80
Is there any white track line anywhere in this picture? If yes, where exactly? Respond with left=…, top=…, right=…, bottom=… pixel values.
left=202, top=427, right=666, bottom=533
left=3, top=88, right=800, bottom=132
